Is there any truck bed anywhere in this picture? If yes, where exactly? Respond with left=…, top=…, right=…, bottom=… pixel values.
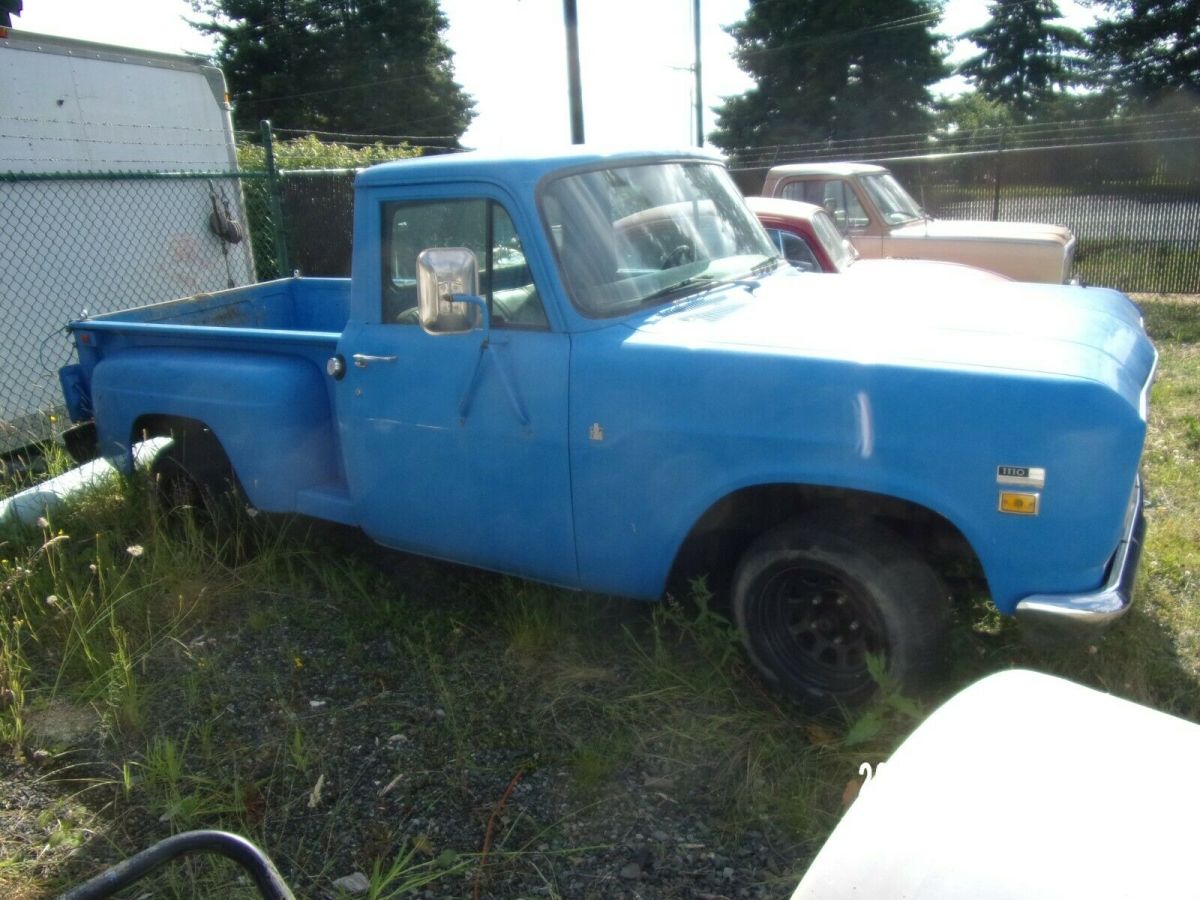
left=61, top=277, right=354, bottom=523
left=79, top=277, right=350, bottom=336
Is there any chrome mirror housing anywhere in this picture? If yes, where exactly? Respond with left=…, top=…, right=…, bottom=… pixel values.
left=416, top=248, right=482, bottom=335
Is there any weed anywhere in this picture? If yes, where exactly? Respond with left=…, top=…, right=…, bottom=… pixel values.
left=840, top=654, right=926, bottom=748
left=362, top=842, right=471, bottom=899
left=287, top=725, right=310, bottom=774
left=0, top=615, right=28, bottom=748
left=568, top=731, right=634, bottom=793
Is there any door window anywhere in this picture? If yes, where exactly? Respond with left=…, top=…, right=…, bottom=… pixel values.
left=764, top=227, right=821, bottom=272
left=382, top=198, right=548, bottom=328
left=780, top=179, right=869, bottom=232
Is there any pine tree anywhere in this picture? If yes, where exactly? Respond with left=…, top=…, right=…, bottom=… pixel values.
left=190, top=0, right=474, bottom=141
left=1, top=0, right=22, bottom=27
left=1089, top=0, right=1200, bottom=103
left=956, top=0, right=1086, bottom=119
left=710, top=0, right=947, bottom=152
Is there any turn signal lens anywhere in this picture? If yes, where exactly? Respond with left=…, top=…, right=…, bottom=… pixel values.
left=999, top=491, right=1040, bottom=516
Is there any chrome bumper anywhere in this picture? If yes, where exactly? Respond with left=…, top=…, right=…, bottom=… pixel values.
left=1014, top=479, right=1145, bottom=630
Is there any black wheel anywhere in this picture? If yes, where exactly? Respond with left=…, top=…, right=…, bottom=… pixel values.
left=732, top=518, right=950, bottom=708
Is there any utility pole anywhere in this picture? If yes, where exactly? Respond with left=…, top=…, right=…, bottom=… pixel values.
left=563, top=0, right=585, bottom=144
left=693, top=0, right=703, bottom=147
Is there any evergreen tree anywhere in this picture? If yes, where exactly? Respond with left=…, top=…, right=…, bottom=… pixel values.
left=956, top=0, right=1086, bottom=119
left=1, top=0, right=21, bottom=27
left=935, top=90, right=1015, bottom=136
left=190, top=0, right=474, bottom=141
left=710, top=0, right=947, bottom=152
left=1089, top=0, right=1200, bottom=103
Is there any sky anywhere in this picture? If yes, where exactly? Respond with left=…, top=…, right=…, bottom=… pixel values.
left=11, top=0, right=1098, bottom=150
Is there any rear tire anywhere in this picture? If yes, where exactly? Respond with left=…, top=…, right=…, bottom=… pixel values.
left=732, top=518, right=950, bottom=709
left=149, top=426, right=236, bottom=514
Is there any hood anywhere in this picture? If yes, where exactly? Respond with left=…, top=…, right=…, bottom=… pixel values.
left=892, top=218, right=1074, bottom=246
left=844, top=257, right=1008, bottom=284
left=625, top=268, right=1155, bottom=414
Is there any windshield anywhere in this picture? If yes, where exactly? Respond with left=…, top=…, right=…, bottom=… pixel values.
left=542, top=161, right=779, bottom=317
left=860, top=172, right=924, bottom=225
left=809, top=209, right=858, bottom=270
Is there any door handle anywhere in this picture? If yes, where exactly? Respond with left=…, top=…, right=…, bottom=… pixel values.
left=352, top=353, right=398, bottom=368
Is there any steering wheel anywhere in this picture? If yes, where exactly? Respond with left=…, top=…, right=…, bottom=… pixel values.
left=660, top=244, right=695, bottom=269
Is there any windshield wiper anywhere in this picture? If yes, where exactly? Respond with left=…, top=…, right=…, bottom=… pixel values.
left=637, top=274, right=719, bottom=307
left=751, top=256, right=781, bottom=277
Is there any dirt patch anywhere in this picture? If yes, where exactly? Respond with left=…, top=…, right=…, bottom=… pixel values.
left=24, top=699, right=101, bottom=748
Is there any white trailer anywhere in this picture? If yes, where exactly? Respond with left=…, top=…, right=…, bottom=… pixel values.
left=0, top=28, right=255, bottom=454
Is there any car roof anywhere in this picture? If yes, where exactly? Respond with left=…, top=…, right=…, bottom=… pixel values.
left=765, top=161, right=887, bottom=177
left=744, top=195, right=824, bottom=221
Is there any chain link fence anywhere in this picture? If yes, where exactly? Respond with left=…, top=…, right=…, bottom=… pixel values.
left=1, top=171, right=262, bottom=452
left=729, top=109, right=1200, bottom=294
left=0, top=164, right=360, bottom=454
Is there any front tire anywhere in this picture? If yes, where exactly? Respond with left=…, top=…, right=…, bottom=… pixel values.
left=732, top=518, right=950, bottom=709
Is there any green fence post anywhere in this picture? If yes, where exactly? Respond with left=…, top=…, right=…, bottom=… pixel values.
left=261, top=120, right=291, bottom=276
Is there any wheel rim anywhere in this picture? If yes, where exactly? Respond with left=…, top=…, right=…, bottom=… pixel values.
left=752, top=562, right=888, bottom=697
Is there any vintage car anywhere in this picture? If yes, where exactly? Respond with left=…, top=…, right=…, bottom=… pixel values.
left=791, top=670, right=1200, bottom=899
left=746, top=196, right=1008, bottom=284
left=761, top=162, right=1077, bottom=283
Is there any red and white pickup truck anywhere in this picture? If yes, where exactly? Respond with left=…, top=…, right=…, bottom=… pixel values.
left=761, top=162, right=1076, bottom=283
left=747, top=196, right=1007, bottom=286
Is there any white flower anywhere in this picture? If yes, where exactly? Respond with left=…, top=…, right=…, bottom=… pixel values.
left=126, top=544, right=145, bottom=558
left=36, top=516, right=49, bottom=529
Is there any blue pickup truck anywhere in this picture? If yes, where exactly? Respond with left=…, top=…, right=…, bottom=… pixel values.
left=58, top=148, right=1156, bottom=707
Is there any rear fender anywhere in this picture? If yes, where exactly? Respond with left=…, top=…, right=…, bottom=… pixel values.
left=92, top=348, right=340, bottom=513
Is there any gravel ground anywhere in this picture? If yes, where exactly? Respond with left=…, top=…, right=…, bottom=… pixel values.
left=8, top=535, right=815, bottom=899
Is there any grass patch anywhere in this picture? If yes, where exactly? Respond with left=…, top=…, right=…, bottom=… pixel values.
left=1076, top=241, right=1200, bottom=294
left=0, top=294, right=1197, bottom=896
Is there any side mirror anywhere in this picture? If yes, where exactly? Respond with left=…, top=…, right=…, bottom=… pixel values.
left=416, top=248, right=483, bottom=335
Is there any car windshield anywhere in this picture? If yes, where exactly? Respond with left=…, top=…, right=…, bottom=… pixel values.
left=542, top=161, right=779, bottom=317
left=860, top=171, right=924, bottom=225
left=809, top=209, right=858, bottom=270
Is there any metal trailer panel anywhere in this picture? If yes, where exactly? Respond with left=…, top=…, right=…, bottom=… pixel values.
left=0, top=29, right=255, bottom=451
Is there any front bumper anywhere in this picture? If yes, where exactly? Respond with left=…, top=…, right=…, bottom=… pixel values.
left=1014, top=479, right=1145, bottom=630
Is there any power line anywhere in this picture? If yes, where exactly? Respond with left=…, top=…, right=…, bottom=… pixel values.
left=272, top=126, right=458, bottom=142
left=733, top=8, right=944, bottom=62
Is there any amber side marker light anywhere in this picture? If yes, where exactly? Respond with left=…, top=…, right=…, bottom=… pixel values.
left=999, top=491, right=1040, bottom=515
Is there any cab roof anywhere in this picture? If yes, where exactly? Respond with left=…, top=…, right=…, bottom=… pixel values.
left=355, top=146, right=726, bottom=191
left=765, top=161, right=887, bottom=178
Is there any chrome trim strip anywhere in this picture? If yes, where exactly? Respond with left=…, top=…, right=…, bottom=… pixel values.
left=1063, top=234, right=1077, bottom=282
left=1014, top=478, right=1145, bottom=629
left=1140, top=349, right=1159, bottom=421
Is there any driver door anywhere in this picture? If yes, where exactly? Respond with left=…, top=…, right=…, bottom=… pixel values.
left=335, top=192, right=577, bottom=586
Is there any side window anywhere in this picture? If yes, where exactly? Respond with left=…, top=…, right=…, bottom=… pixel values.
left=780, top=232, right=821, bottom=272
left=765, top=227, right=820, bottom=272
left=381, top=198, right=548, bottom=329
left=780, top=179, right=868, bottom=233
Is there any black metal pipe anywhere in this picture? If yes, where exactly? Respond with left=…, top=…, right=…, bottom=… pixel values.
left=563, top=0, right=585, bottom=143
left=59, top=830, right=295, bottom=900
